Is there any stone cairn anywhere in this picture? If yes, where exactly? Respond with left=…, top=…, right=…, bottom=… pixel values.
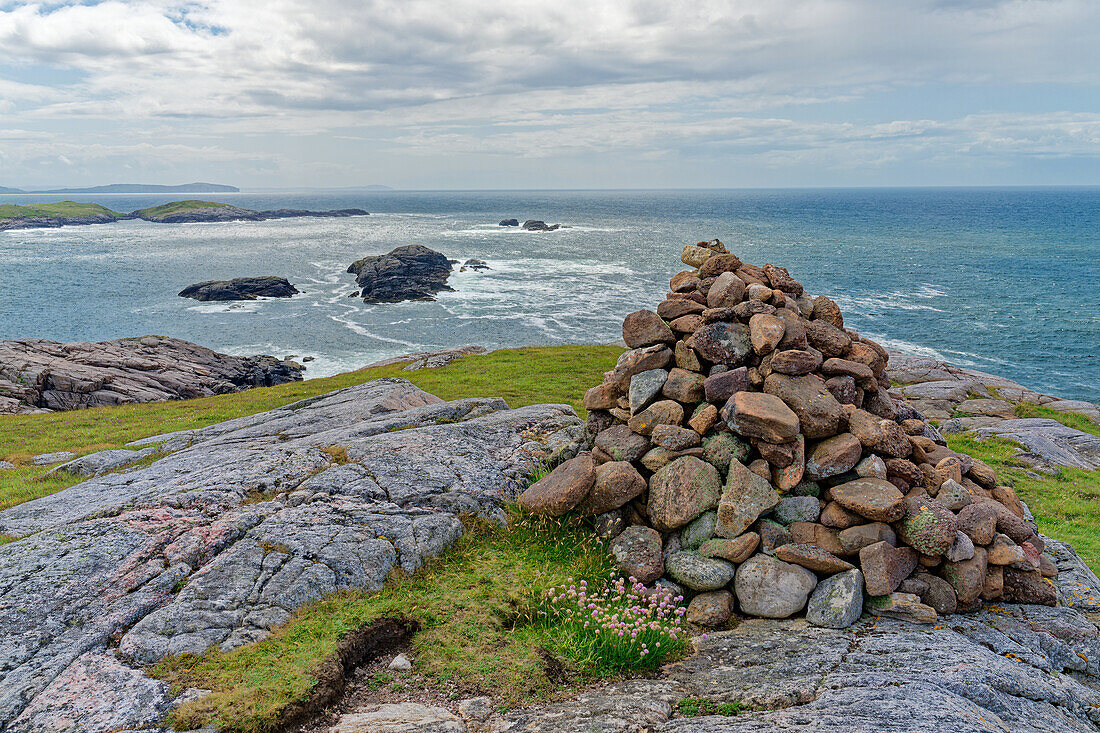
left=519, top=240, right=1059, bottom=628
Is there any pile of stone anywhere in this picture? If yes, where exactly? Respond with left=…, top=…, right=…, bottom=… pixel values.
left=519, top=240, right=1059, bottom=628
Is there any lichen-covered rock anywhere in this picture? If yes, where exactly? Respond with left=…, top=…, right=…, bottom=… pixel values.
left=517, top=453, right=596, bottom=516
left=611, top=526, right=664, bottom=584
left=806, top=568, right=864, bottom=629
left=0, top=378, right=584, bottom=728
left=734, top=554, right=818, bottom=618
left=686, top=590, right=734, bottom=626
left=648, top=457, right=722, bottom=531
left=830, top=478, right=905, bottom=522
left=716, top=460, right=780, bottom=539
left=665, top=551, right=736, bottom=591
left=897, top=496, right=958, bottom=556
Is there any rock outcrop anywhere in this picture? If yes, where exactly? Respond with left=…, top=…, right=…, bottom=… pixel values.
left=0, top=378, right=587, bottom=730
left=0, top=202, right=368, bottom=231
left=522, top=220, right=561, bottom=231
left=887, top=352, right=1100, bottom=471
left=178, top=276, right=299, bottom=301
left=133, top=205, right=368, bottom=224
left=0, top=336, right=303, bottom=414
left=491, top=594, right=1100, bottom=732
left=525, top=239, right=1066, bottom=628
left=0, top=212, right=120, bottom=232
left=347, top=245, right=455, bottom=303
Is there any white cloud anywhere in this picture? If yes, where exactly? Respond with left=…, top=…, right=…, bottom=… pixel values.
left=0, top=0, right=1097, bottom=185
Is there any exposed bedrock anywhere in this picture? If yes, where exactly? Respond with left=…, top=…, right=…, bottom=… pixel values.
left=0, top=336, right=304, bottom=414
left=0, top=377, right=587, bottom=731
left=494, top=600, right=1100, bottom=733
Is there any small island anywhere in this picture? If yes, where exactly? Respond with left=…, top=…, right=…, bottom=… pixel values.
left=178, top=276, right=299, bottom=301
left=0, top=200, right=369, bottom=231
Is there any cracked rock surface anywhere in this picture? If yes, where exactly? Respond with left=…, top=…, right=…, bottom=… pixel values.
left=0, top=378, right=585, bottom=732
left=493, top=600, right=1100, bottom=733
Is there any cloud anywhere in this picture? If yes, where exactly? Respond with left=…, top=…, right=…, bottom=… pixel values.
left=0, top=0, right=1097, bottom=185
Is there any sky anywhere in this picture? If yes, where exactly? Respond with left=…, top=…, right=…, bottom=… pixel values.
left=0, top=0, right=1098, bottom=190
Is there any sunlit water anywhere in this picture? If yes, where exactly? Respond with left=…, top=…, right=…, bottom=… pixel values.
left=1, top=188, right=1096, bottom=401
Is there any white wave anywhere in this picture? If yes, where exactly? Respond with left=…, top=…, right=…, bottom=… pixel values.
left=326, top=312, right=422, bottom=348
left=186, top=302, right=263, bottom=314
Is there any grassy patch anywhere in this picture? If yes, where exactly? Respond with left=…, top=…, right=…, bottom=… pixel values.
left=0, top=345, right=623, bottom=511
left=0, top=201, right=122, bottom=221
left=1013, top=402, right=1100, bottom=438
left=155, top=514, right=622, bottom=733
left=678, top=697, right=745, bottom=717
left=946, top=433, right=1100, bottom=575
left=130, top=200, right=234, bottom=218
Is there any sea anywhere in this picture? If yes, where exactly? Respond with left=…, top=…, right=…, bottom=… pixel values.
left=1, top=188, right=1097, bottom=403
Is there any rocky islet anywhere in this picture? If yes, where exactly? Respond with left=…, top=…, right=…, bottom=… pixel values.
left=522, top=239, right=1063, bottom=627
left=178, top=275, right=299, bottom=301
left=347, top=244, right=456, bottom=303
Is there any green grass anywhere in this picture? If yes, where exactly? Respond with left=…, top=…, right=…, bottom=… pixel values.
left=678, top=698, right=745, bottom=717
left=0, top=201, right=122, bottom=221
left=946, top=433, right=1100, bottom=575
left=1013, top=402, right=1100, bottom=438
left=155, top=514, right=620, bottom=732
left=130, top=200, right=235, bottom=218
left=0, top=345, right=622, bottom=511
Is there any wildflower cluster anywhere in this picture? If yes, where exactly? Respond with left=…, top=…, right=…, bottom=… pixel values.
left=541, top=573, right=688, bottom=671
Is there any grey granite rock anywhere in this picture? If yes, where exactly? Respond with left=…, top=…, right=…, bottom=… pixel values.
left=975, top=418, right=1100, bottom=470
left=49, top=448, right=140, bottom=477
left=29, top=451, right=77, bottom=466
left=0, top=336, right=303, bottom=414
left=493, top=603, right=1100, bottom=733
left=0, top=378, right=584, bottom=731
left=805, top=568, right=863, bottom=629
left=0, top=461, right=13, bottom=471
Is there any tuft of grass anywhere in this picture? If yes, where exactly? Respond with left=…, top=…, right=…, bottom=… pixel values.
left=946, top=432, right=1100, bottom=575
left=320, top=446, right=350, bottom=465
left=538, top=576, right=688, bottom=673
left=0, top=345, right=623, bottom=512
left=678, top=697, right=745, bottom=717
left=1013, top=402, right=1100, bottom=438
left=0, top=201, right=123, bottom=221
left=154, top=514, right=616, bottom=733
left=0, top=534, right=14, bottom=545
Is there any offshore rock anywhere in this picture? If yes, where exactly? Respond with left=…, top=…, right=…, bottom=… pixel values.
left=0, top=336, right=303, bottom=414
left=347, top=245, right=454, bottom=303
left=0, top=378, right=585, bottom=730
left=178, top=276, right=299, bottom=301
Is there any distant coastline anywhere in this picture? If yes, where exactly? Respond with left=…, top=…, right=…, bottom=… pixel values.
left=0, top=199, right=368, bottom=231
left=0, top=182, right=239, bottom=195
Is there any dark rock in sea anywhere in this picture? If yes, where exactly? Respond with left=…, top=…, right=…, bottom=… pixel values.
left=253, top=208, right=367, bottom=220
left=499, top=219, right=519, bottom=226
left=136, top=207, right=368, bottom=224
left=522, top=220, right=561, bottom=231
left=463, top=259, right=490, bottom=271
left=178, top=276, right=299, bottom=301
left=348, top=291, right=360, bottom=298
left=347, top=245, right=454, bottom=304
left=0, top=336, right=303, bottom=414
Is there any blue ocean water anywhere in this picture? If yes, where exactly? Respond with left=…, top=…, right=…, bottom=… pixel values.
left=0, top=188, right=1097, bottom=402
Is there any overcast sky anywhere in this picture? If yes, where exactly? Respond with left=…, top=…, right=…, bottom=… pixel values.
left=1, top=0, right=1098, bottom=189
